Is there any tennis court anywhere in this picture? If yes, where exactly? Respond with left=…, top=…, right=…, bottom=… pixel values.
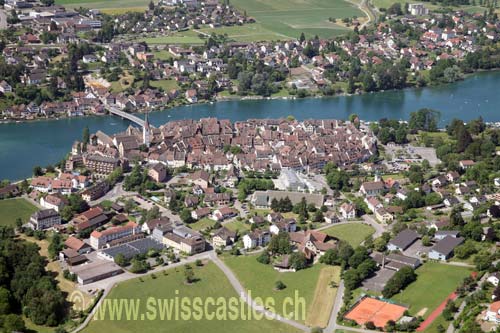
left=345, top=297, right=407, bottom=328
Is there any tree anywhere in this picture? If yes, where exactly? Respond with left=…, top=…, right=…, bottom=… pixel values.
left=180, top=208, right=193, bottom=224
left=2, top=314, right=25, bottom=332
left=114, top=253, right=128, bottom=267
left=148, top=0, right=155, bottom=10
left=82, top=126, right=90, bottom=145
left=184, top=264, right=195, bottom=284
left=289, top=252, right=308, bottom=271
left=409, top=108, right=440, bottom=132
left=382, top=266, right=417, bottom=298
left=40, top=0, right=55, bottom=5
left=33, top=166, right=44, bottom=177
left=275, top=280, right=286, bottom=290
left=48, top=233, right=63, bottom=259
left=268, top=232, right=291, bottom=255
left=257, top=252, right=270, bottom=264
left=456, top=126, right=472, bottom=152
left=299, top=32, right=306, bottom=43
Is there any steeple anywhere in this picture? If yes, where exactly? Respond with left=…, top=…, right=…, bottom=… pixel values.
left=143, top=110, right=151, bottom=147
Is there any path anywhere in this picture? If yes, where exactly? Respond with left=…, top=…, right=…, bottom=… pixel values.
left=325, top=280, right=344, bottom=333
left=210, top=253, right=311, bottom=332
left=0, top=9, right=7, bottom=30
left=417, top=292, right=457, bottom=332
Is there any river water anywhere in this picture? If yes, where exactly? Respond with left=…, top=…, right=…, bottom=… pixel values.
left=1, top=70, right=499, bottom=180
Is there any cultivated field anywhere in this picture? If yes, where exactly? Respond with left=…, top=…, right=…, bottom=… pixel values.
left=372, top=0, right=487, bottom=14
left=55, top=0, right=149, bottom=12
left=84, top=262, right=301, bottom=333
left=391, top=262, right=472, bottom=318
left=222, top=253, right=328, bottom=323
left=230, top=0, right=365, bottom=39
left=305, top=265, right=341, bottom=328
left=322, top=223, right=375, bottom=247
left=0, top=198, right=38, bottom=226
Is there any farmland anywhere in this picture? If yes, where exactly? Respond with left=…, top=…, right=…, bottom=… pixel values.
left=84, top=262, right=302, bottom=333
left=229, top=0, right=365, bottom=39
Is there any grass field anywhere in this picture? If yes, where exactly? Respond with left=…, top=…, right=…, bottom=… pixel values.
left=222, top=254, right=326, bottom=323
left=189, top=217, right=216, bottom=231
left=391, top=262, right=472, bottom=318
left=224, top=220, right=251, bottom=233
left=322, top=223, right=375, bottom=247
left=230, top=0, right=364, bottom=39
left=0, top=198, right=38, bottom=226
left=305, top=266, right=341, bottom=328
left=84, top=262, right=301, bottom=333
left=55, top=0, right=149, bottom=11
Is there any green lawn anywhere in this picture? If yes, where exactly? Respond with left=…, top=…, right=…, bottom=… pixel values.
left=230, top=0, right=362, bottom=39
left=391, top=262, right=472, bottom=318
left=0, top=198, right=38, bottom=226
left=150, top=79, right=179, bottom=91
left=322, top=223, right=375, bottom=247
left=222, top=254, right=324, bottom=323
left=139, top=30, right=206, bottom=45
left=190, top=217, right=215, bottom=231
left=151, top=49, right=174, bottom=60
left=372, top=0, right=487, bottom=14
left=84, top=262, right=301, bottom=333
left=224, top=220, right=251, bottom=233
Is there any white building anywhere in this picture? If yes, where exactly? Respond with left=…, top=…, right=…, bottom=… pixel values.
left=243, top=230, right=270, bottom=249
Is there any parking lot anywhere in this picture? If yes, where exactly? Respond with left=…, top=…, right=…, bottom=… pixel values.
left=362, top=268, right=396, bottom=292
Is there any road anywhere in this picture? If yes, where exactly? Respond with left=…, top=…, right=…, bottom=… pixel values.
left=0, top=9, right=7, bottom=30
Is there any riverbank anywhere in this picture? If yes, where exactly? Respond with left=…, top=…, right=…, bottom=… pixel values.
left=3, top=67, right=500, bottom=125
left=1, top=70, right=500, bottom=181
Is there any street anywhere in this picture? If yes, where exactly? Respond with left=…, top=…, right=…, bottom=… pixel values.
left=0, top=9, right=7, bottom=30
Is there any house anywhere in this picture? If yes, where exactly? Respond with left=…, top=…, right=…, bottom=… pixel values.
left=191, top=207, right=212, bottom=220
left=148, top=163, right=167, bottom=182
left=375, top=208, right=394, bottom=223
left=142, top=217, right=171, bottom=234
left=447, top=171, right=460, bottom=182
left=90, top=221, right=141, bottom=249
left=0, top=184, right=19, bottom=199
left=324, top=211, right=340, bottom=224
left=204, top=192, right=231, bottom=206
left=269, top=219, right=297, bottom=235
left=81, top=181, right=110, bottom=202
left=432, top=176, right=449, bottom=188
left=434, top=230, right=460, bottom=240
left=484, top=301, right=500, bottom=324
left=64, top=236, right=92, bottom=254
left=188, top=170, right=211, bottom=188
left=339, top=203, right=356, bottom=220
left=211, top=207, right=238, bottom=221
left=162, top=225, right=206, bottom=254
left=289, top=230, right=337, bottom=260
left=249, top=215, right=266, bottom=225
left=29, top=209, right=61, bottom=230
left=40, top=193, right=69, bottom=212
left=212, top=227, right=237, bottom=248
left=59, top=249, right=88, bottom=266
left=365, top=197, right=383, bottom=212
left=185, top=89, right=198, bottom=103
left=387, top=229, right=419, bottom=252
left=72, top=206, right=108, bottom=232
left=428, top=236, right=464, bottom=260
left=360, top=181, right=385, bottom=196
left=487, top=272, right=500, bottom=287
left=0, top=80, right=12, bottom=93
left=267, top=212, right=284, bottom=223
left=243, top=230, right=271, bottom=249
left=459, top=160, right=475, bottom=169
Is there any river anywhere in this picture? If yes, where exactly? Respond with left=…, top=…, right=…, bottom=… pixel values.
left=1, top=70, right=499, bottom=181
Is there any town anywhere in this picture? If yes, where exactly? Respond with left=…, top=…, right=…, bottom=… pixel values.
left=1, top=111, right=500, bottom=333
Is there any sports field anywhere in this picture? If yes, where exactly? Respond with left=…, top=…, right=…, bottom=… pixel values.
left=230, top=0, right=365, bottom=39
left=391, top=262, right=471, bottom=318
left=84, top=262, right=301, bottom=333
left=0, top=198, right=38, bottom=226
left=322, top=223, right=375, bottom=247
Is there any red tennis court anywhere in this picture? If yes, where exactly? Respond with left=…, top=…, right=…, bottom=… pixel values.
left=345, top=297, right=407, bottom=328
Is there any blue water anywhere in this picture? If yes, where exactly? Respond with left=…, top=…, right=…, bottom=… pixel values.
left=1, top=70, right=499, bottom=180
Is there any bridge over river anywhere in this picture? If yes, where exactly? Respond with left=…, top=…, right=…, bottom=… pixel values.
left=107, top=106, right=145, bottom=127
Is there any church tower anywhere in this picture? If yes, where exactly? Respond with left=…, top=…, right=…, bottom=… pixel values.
left=143, top=111, right=151, bottom=147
